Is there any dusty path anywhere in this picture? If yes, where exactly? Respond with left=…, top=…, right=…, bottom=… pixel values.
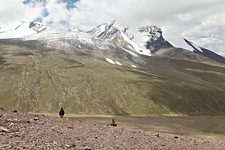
left=0, top=109, right=225, bottom=150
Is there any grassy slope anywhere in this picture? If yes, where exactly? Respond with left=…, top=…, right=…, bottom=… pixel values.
left=0, top=44, right=225, bottom=115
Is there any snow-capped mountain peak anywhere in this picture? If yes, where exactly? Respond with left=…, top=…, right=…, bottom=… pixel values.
left=138, top=25, right=162, bottom=41
left=89, top=20, right=116, bottom=38
left=88, top=20, right=151, bottom=56
left=133, top=25, right=173, bottom=53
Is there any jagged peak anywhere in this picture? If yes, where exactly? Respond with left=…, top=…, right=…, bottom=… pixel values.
left=88, top=20, right=119, bottom=39
left=138, top=25, right=162, bottom=34
left=89, top=20, right=116, bottom=34
left=133, top=25, right=173, bottom=53
left=103, top=19, right=116, bottom=29
left=184, top=39, right=203, bottom=53
left=137, top=25, right=163, bottom=43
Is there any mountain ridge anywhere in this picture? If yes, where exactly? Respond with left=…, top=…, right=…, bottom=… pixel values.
left=0, top=20, right=224, bottom=65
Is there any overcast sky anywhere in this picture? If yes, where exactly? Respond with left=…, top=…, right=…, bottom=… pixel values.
left=0, top=0, right=224, bottom=56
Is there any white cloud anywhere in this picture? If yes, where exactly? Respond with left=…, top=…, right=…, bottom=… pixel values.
left=42, top=0, right=72, bottom=28
left=0, top=0, right=224, bottom=56
left=0, top=0, right=44, bottom=28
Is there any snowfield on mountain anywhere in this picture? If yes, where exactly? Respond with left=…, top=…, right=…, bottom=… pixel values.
left=1, top=20, right=224, bottom=64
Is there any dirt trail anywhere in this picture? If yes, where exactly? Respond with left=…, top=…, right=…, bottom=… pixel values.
left=0, top=109, right=225, bottom=150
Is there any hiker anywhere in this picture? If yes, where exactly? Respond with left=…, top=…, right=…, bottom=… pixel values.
left=59, top=108, right=64, bottom=118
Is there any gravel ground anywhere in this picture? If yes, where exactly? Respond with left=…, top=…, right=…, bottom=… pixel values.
left=0, top=108, right=225, bottom=150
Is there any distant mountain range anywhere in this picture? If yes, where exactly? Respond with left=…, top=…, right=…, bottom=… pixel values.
left=0, top=20, right=224, bottom=65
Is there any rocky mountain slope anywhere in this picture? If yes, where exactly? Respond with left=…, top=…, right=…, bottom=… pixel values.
left=1, top=109, right=225, bottom=150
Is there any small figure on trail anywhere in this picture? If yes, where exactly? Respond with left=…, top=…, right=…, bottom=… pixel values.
left=59, top=108, right=64, bottom=118
left=110, top=118, right=117, bottom=127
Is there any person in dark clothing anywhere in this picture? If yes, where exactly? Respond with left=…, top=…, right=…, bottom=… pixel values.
left=59, top=108, right=64, bottom=118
